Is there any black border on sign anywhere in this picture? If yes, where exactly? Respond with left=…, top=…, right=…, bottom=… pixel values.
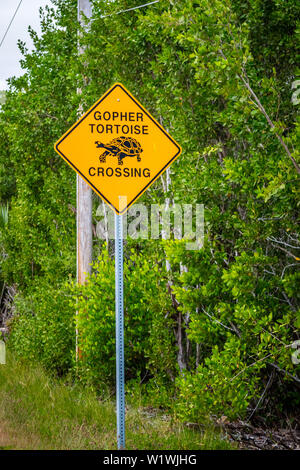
left=54, top=83, right=182, bottom=215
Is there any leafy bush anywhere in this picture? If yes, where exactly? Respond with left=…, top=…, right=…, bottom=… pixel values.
left=8, top=279, right=75, bottom=374
left=176, top=339, right=257, bottom=421
left=166, top=242, right=300, bottom=421
left=74, top=246, right=176, bottom=388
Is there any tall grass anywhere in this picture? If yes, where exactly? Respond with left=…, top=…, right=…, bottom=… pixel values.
left=0, top=353, right=234, bottom=450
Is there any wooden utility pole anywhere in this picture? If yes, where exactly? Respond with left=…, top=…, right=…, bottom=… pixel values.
left=76, top=0, right=93, bottom=360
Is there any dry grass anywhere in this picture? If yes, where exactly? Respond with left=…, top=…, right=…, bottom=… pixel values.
left=0, top=353, right=234, bottom=450
left=0, top=420, right=41, bottom=450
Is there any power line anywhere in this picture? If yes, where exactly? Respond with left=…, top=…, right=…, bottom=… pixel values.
left=0, top=0, right=159, bottom=49
left=0, top=0, right=23, bottom=49
left=101, top=0, right=160, bottom=19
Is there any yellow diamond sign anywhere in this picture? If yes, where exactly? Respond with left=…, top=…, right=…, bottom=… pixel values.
left=54, top=83, right=181, bottom=214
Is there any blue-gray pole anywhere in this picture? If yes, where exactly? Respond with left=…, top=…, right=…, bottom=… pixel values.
left=115, top=212, right=125, bottom=450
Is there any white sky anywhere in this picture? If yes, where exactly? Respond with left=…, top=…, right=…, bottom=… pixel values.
left=0, top=0, right=52, bottom=90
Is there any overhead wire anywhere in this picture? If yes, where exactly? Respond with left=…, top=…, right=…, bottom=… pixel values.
left=0, top=1, right=160, bottom=49
left=0, top=0, right=23, bottom=49
left=100, top=0, right=160, bottom=19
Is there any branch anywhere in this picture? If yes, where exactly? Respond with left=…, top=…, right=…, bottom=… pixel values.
left=218, top=48, right=300, bottom=176
left=239, top=75, right=300, bottom=176
left=271, top=243, right=299, bottom=260
left=202, top=309, right=236, bottom=333
left=281, top=264, right=298, bottom=279
left=247, top=371, right=274, bottom=421
left=268, top=362, right=300, bottom=384
left=267, top=236, right=300, bottom=250
left=230, top=344, right=292, bottom=382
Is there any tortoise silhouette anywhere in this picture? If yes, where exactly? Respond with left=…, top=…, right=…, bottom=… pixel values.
left=95, top=137, right=143, bottom=166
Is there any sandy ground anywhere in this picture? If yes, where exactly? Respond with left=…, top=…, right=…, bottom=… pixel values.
left=224, top=420, right=300, bottom=450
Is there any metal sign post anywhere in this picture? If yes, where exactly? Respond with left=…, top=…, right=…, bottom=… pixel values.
left=115, top=211, right=125, bottom=450
left=54, top=82, right=181, bottom=451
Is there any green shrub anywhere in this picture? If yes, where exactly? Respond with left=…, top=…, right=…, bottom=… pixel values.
left=166, top=242, right=300, bottom=422
left=176, top=340, right=257, bottom=421
left=74, top=246, right=176, bottom=389
left=8, top=279, right=75, bottom=374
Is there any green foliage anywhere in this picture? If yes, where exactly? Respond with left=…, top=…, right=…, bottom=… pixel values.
left=165, top=240, right=299, bottom=420
left=74, top=246, right=176, bottom=387
left=126, top=376, right=176, bottom=411
left=0, top=0, right=78, bottom=288
left=0, top=354, right=234, bottom=450
left=0, top=2, right=78, bottom=377
left=8, top=279, right=75, bottom=374
left=176, top=341, right=256, bottom=421
left=0, top=0, right=299, bottom=425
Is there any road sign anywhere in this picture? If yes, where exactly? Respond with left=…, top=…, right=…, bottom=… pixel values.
left=54, top=83, right=181, bottom=214
left=54, top=82, right=182, bottom=450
